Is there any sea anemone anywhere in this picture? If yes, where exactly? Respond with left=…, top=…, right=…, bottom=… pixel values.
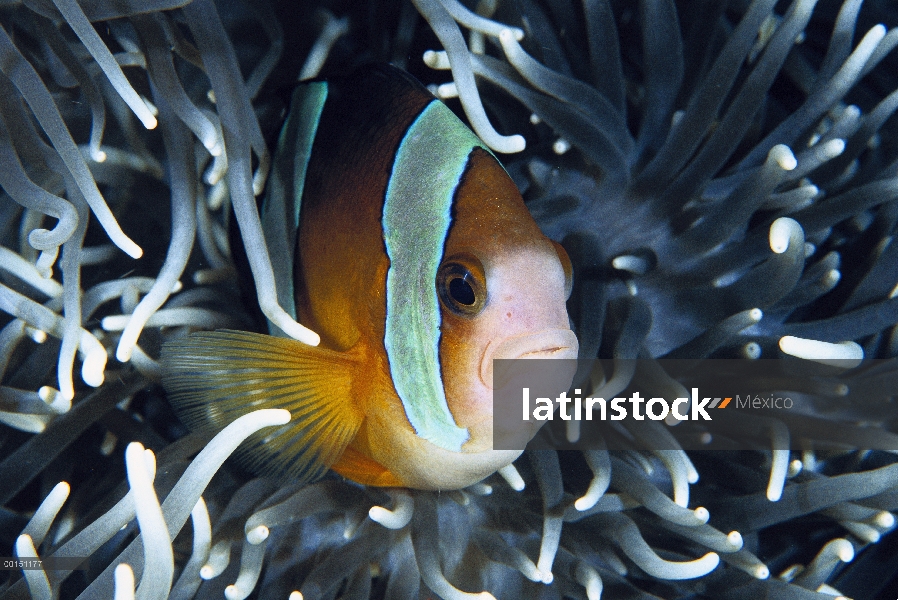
left=1, top=0, right=898, bottom=599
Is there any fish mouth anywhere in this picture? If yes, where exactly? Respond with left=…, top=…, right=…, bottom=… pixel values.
left=480, top=329, right=579, bottom=389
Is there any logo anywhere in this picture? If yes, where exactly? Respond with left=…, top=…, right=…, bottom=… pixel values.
left=521, top=388, right=720, bottom=422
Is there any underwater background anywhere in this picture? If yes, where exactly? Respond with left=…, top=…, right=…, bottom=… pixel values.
left=2, top=0, right=898, bottom=598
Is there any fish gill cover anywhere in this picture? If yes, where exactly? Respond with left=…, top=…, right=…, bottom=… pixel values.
left=1, top=0, right=898, bottom=598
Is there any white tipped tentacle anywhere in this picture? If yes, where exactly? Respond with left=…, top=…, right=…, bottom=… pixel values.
left=769, top=217, right=803, bottom=254
left=535, top=514, right=563, bottom=583
left=15, top=534, right=52, bottom=600
left=50, top=0, right=157, bottom=129
left=298, top=13, right=349, bottom=81
left=601, top=514, right=720, bottom=579
left=125, top=443, right=173, bottom=600
left=23, top=481, right=70, bottom=547
left=497, top=464, right=525, bottom=491
left=224, top=539, right=267, bottom=600
left=779, top=336, right=863, bottom=367
left=113, top=564, right=136, bottom=600
left=423, top=50, right=451, bottom=70
left=438, top=0, right=523, bottom=40
left=0, top=247, right=63, bottom=298
left=575, top=449, right=611, bottom=511
left=369, top=490, right=414, bottom=530
left=792, top=538, right=854, bottom=589
left=575, top=561, right=603, bottom=600
left=412, top=0, right=525, bottom=153
left=200, top=541, right=231, bottom=580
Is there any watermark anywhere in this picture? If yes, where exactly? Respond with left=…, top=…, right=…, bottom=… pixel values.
left=0, top=556, right=86, bottom=570
left=734, top=394, right=793, bottom=410
left=522, top=388, right=724, bottom=422
left=520, top=389, right=796, bottom=422
left=492, top=358, right=896, bottom=452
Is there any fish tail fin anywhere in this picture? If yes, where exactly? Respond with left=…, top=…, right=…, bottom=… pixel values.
left=161, top=329, right=363, bottom=483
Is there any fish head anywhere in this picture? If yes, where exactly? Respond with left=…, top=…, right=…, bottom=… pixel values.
left=436, top=148, right=579, bottom=455
left=364, top=148, right=579, bottom=491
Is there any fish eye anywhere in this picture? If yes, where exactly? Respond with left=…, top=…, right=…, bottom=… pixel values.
left=551, top=240, right=573, bottom=300
left=437, top=254, right=487, bottom=317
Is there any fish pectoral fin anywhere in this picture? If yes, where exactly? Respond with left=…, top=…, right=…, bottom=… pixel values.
left=161, top=329, right=363, bottom=483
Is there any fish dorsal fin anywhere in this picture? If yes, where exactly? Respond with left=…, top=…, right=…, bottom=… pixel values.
left=261, top=82, right=328, bottom=333
left=161, top=329, right=362, bottom=483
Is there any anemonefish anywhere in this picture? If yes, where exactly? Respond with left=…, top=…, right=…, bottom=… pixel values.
left=161, top=65, right=578, bottom=491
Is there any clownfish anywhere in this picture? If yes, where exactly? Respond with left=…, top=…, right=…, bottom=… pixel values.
left=161, top=65, right=578, bottom=490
